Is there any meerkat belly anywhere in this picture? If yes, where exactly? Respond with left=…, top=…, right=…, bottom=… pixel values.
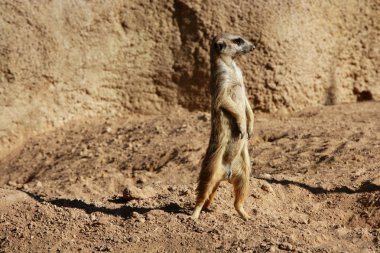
left=221, top=83, right=247, bottom=179
left=231, top=84, right=246, bottom=112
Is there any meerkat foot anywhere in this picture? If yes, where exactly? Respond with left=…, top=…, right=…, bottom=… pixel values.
left=234, top=203, right=251, bottom=220
left=191, top=211, right=200, bottom=220
left=191, top=205, right=203, bottom=220
left=202, top=203, right=213, bottom=212
left=236, top=208, right=251, bottom=221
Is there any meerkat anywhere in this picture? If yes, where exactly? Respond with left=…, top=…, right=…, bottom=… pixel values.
left=192, top=33, right=255, bottom=220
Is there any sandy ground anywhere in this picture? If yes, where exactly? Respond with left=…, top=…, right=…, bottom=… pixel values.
left=1, top=102, right=380, bottom=253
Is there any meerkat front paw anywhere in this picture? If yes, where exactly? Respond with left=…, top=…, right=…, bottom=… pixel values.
left=238, top=126, right=247, bottom=139
left=247, top=122, right=254, bottom=139
left=247, top=114, right=254, bottom=139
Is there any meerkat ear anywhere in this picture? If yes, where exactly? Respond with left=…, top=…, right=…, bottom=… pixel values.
left=214, top=40, right=226, bottom=53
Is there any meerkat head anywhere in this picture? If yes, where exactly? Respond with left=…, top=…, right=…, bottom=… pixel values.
left=212, top=33, right=255, bottom=57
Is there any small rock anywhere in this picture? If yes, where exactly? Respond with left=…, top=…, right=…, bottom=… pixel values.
left=260, top=173, right=273, bottom=180
left=278, top=242, right=293, bottom=251
left=122, top=185, right=156, bottom=201
left=194, top=226, right=204, bottom=233
left=95, top=245, right=111, bottom=252
left=260, top=242, right=267, bottom=248
left=132, top=212, right=141, bottom=219
left=145, top=212, right=155, bottom=221
left=251, top=189, right=261, bottom=199
left=167, top=186, right=177, bottom=192
left=261, top=182, right=274, bottom=193
left=7, top=181, right=20, bottom=187
left=179, top=189, right=190, bottom=196
left=197, top=114, right=208, bottom=122
left=102, top=126, right=112, bottom=134
left=36, top=181, right=43, bottom=188
left=90, top=213, right=97, bottom=222
left=146, top=209, right=166, bottom=218
left=131, top=212, right=145, bottom=223
left=136, top=176, right=147, bottom=184
left=128, top=235, right=140, bottom=243
left=371, top=176, right=380, bottom=187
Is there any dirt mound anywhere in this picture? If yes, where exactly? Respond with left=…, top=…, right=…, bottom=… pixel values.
left=1, top=0, right=379, bottom=159
left=1, top=102, right=379, bottom=252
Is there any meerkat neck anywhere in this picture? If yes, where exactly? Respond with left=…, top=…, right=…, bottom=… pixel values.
left=218, top=55, right=235, bottom=67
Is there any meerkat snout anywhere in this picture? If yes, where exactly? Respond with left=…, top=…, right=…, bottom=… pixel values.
left=243, top=42, right=255, bottom=53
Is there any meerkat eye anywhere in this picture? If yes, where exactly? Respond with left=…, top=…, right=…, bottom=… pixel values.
left=232, top=38, right=244, bottom=46
left=214, top=41, right=226, bottom=52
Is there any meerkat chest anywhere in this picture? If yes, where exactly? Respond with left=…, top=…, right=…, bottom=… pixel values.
left=231, top=61, right=244, bottom=85
left=229, top=62, right=246, bottom=104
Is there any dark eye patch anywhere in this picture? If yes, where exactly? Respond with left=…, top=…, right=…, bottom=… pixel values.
left=232, top=38, right=244, bottom=46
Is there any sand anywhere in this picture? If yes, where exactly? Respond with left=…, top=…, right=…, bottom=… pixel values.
left=1, top=101, right=379, bottom=252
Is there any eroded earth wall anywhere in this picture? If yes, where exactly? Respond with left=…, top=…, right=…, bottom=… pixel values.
left=1, top=0, right=379, bottom=159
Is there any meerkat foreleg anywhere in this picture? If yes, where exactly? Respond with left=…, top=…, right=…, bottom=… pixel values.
left=245, top=98, right=254, bottom=138
left=219, top=97, right=247, bottom=138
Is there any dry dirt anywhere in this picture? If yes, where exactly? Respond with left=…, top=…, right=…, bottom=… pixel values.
left=1, top=101, right=380, bottom=253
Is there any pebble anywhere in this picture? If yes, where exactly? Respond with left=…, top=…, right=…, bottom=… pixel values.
left=96, top=245, right=111, bottom=252
left=278, top=242, right=293, bottom=251
left=90, top=213, right=97, bottom=222
left=260, top=173, right=273, bottom=180
left=251, top=189, right=261, bottom=199
left=36, top=181, right=43, bottom=188
left=261, top=182, right=274, bottom=193
left=167, top=186, right=177, bottom=192
left=128, top=235, right=140, bottom=243
left=197, top=114, right=208, bottom=122
left=122, top=185, right=156, bottom=201
left=371, top=176, right=380, bottom=186
left=132, top=212, right=145, bottom=223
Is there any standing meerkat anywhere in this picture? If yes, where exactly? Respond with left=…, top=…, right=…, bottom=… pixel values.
left=192, top=33, right=255, bottom=220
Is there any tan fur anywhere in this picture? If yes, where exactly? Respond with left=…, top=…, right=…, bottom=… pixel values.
left=192, top=33, right=255, bottom=220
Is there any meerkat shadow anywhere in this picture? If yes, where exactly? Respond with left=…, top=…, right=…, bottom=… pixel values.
left=108, top=196, right=188, bottom=215
left=21, top=190, right=188, bottom=219
left=256, top=177, right=380, bottom=195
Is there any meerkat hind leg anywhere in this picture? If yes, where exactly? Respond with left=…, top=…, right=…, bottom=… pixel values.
left=232, top=174, right=250, bottom=220
left=192, top=178, right=220, bottom=219
left=232, top=149, right=251, bottom=220
left=204, top=181, right=221, bottom=210
left=192, top=159, right=225, bottom=220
